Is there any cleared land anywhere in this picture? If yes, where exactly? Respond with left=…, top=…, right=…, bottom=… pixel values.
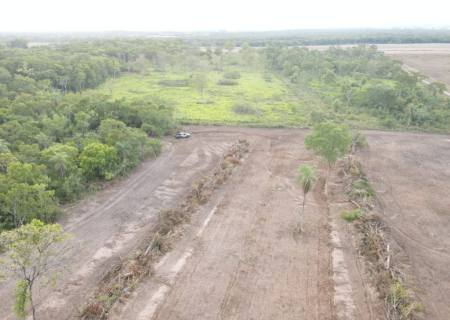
left=0, top=127, right=374, bottom=320
left=390, top=54, right=450, bottom=88
left=1, top=126, right=449, bottom=320
left=360, top=131, right=450, bottom=320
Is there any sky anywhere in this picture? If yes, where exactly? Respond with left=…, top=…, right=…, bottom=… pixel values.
left=1, top=0, right=449, bottom=32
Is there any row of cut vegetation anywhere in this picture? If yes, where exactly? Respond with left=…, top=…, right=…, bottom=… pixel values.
left=341, top=155, right=422, bottom=319
left=80, top=140, right=249, bottom=319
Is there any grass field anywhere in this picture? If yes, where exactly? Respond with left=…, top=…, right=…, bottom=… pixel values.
left=97, top=70, right=308, bottom=126
left=94, top=69, right=382, bottom=128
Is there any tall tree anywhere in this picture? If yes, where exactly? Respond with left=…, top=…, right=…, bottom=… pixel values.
left=305, top=123, right=351, bottom=194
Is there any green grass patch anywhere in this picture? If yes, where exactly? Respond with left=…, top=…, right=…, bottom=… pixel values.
left=92, top=70, right=330, bottom=127
left=341, top=208, right=363, bottom=222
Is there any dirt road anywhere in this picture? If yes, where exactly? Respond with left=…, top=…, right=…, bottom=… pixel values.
left=0, top=132, right=233, bottom=319
left=360, top=131, right=450, bottom=320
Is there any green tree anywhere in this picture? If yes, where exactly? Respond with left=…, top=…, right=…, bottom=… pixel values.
left=305, top=123, right=351, bottom=194
left=0, top=219, right=70, bottom=320
left=0, top=66, right=12, bottom=84
left=297, top=165, right=317, bottom=232
left=190, top=73, right=208, bottom=98
left=41, top=144, right=79, bottom=180
left=79, top=143, right=117, bottom=180
left=1, top=183, right=59, bottom=228
left=6, top=162, right=48, bottom=185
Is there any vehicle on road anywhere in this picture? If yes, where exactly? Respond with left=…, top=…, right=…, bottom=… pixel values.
left=175, top=131, right=191, bottom=139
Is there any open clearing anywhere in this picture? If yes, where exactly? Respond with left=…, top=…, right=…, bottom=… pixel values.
left=1, top=127, right=450, bottom=319
left=95, top=71, right=318, bottom=127
left=360, top=131, right=450, bottom=320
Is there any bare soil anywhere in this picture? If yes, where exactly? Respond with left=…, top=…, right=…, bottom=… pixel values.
left=360, top=131, right=450, bottom=320
left=109, top=128, right=339, bottom=320
left=1, top=127, right=449, bottom=320
left=390, top=54, right=450, bottom=88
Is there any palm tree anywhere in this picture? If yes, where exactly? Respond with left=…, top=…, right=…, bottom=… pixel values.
left=297, top=164, right=317, bottom=232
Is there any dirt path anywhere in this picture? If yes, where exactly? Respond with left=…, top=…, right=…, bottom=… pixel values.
left=361, top=131, right=450, bottom=320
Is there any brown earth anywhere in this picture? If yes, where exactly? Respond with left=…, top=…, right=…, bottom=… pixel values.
left=360, top=131, right=450, bottom=320
left=1, top=127, right=449, bottom=320
left=389, top=54, right=450, bottom=88
left=109, top=128, right=340, bottom=320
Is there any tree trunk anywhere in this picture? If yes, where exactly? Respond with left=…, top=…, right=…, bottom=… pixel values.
left=28, top=281, right=36, bottom=320
left=325, top=164, right=331, bottom=196
left=300, top=193, right=306, bottom=232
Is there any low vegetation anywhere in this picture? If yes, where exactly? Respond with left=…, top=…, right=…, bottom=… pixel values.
left=297, top=164, right=317, bottom=232
left=341, top=208, right=362, bottom=222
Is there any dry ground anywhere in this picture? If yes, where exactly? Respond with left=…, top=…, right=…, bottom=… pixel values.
left=360, top=131, right=450, bottom=320
left=389, top=54, right=450, bottom=88
left=1, top=127, right=449, bottom=320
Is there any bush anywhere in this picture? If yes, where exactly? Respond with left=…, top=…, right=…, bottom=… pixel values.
left=341, top=208, right=362, bottom=222
left=352, top=131, right=368, bottom=151
left=147, top=139, right=162, bottom=157
left=349, top=178, right=374, bottom=202
left=387, top=281, right=422, bottom=320
left=223, top=71, right=241, bottom=80
left=217, top=79, right=238, bottom=86
left=158, top=79, right=189, bottom=87
left=232, top=103, right=262, bottom=116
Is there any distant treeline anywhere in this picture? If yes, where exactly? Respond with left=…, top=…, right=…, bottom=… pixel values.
left=187, top=29, right=450, bottom=47
left=3, top=29, right=450, bottom=48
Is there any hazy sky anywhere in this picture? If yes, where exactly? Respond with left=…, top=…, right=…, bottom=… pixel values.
left=1, top=0, right=449, bottom=32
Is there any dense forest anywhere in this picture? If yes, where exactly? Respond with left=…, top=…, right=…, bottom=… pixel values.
left=266, top=45, right=450, bottom=130
left=0, top=40, right=182, bottom=229
left=1, top=37, right=449, bottom=231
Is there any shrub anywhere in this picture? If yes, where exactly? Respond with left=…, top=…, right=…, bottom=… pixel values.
left=341, top=208, right=362, bottom=222
left=232, top=103, right=262, bottom=116
left=349, top=178, right=374, bottom=202
left=351, top=131, right=368, bottom=152
left=223, top=71, right=241, bottom=80
left=158, top=79, right=189, bottom=87
left=217, top=79, right=238, bottom=86
left=386, top=281, right=422, bottom=320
